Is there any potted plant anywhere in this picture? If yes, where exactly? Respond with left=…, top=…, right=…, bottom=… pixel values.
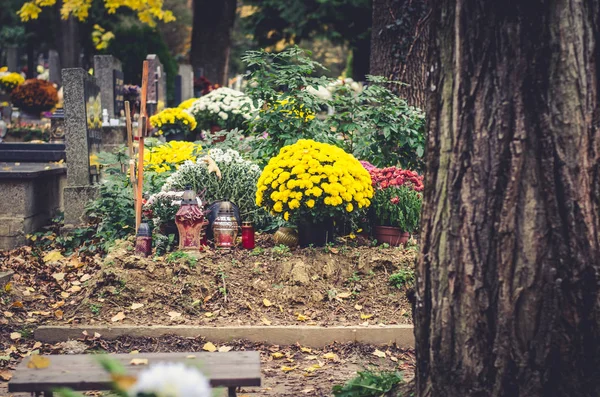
left=187, top=87, right=257, bottom=137
left=256, top=139, right=374, bottom=247
left=368, top=166, right=423, bottom=246
left=149, top=107, right=197, bottom=141
left=10, top=78, right=58, bottom=118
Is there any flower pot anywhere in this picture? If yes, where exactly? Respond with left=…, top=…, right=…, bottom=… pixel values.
left=166, top=131, right=186, bottom=142
left=274, top=227, right=299, bottom=248
left=210, top=125, right=226, bottom=143
left=297, top=218, right=334, bottom=248
left=373, top=225, right=409, bottom=246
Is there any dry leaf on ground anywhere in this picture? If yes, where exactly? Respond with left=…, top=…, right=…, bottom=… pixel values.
left=111, top=312, right=126, bottom=322
left=202, top=342, right=217, bottom=352
left=0, top=369, right=12, bottom=381
left=130, top=358, right=149, bottom=365
left=27, top=355, right=51, bottom=369
left=263, top=298, right=272, bottom=307
left=372, top=349, right=386, bottom=358
left=218, top=346, right=233, bottom=353
left=131, top=303, right=144, bottom=310
left=10, top=332, right=21, bottom=340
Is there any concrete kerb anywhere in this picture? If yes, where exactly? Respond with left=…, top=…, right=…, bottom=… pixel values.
left=35, top=325, right=415, bottom=348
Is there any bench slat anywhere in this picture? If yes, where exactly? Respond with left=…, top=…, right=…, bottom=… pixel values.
left=8, top=352, right=261, bottom=393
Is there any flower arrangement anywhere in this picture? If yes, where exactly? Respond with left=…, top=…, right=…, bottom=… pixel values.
left=368, top=166, right=424, bottom=191
left=144, top=141, right=203, bottom=173
left=187, top=87, right=258, bottom=133
left=144, top=190, right=186, bottom=230
left=149, top=107, right=197, bottom=138
left=10, top=78, right=58, bottom=114
left=0, top=72, right=25, bottom=93
left=178, top=97, right=197, bottom=110
left=369, top=166, right=423, bottom=233
left=256, top=139, right=374, bottom=223
left=162, top=148, right=272, bottom=227
left=371, top=185, right=422, bottom=233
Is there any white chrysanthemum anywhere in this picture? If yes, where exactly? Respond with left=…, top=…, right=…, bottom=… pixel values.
left=127, top=362, right=211, bottom=397
left=218, top=111, right=228, bottom=120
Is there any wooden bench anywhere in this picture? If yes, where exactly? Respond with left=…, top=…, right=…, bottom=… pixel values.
left=8, top=351, right=261, bottom=397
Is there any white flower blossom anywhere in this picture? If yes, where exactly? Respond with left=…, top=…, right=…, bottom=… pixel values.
left=127, top=362, right=211, bottom=397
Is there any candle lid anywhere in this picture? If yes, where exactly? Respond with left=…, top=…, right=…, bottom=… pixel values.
left=242, top=221, right=253, bottom=227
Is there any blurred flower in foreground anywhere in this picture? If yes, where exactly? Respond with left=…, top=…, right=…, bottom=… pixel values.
left=127, top=362, right=211, bottom=397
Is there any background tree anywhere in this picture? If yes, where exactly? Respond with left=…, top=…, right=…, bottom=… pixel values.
left=415, top=1, right=600, bottom=396
left=369, top=0, right=429, bottom=108
left=241, top=0, right=372, bottom=81
left=190, top=0, right=237, bottom=86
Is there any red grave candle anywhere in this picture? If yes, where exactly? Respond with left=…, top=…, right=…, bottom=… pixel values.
left=242, top=221, right=255, bottom=249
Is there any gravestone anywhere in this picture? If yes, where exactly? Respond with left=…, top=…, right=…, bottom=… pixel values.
left=178, top=64, right=194, bottom=103
left=62, top=68, right=102, bottom=226
left=6, top=46, right=18, bottom=73
left=93, top=55, right=123, bottom=117
left=146, top=54, right=167, bottom=113
left=48, top=50, right=61, bottom=85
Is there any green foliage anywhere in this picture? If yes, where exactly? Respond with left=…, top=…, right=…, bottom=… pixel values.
left=104, top=24, right=178, bottom=105
left=6, top=125, right=50, bottom=141
left=272, top=244, right=291, bottom=256
left=329, top=76, right=426, bottom=170
left=243, top=46, right=331, bottom=162
left=372, top=185, right=422, bottom=233
left=389, top=269, right=415, bottom=289
left=86, top=173, right=135, bottom=249
left=154, top=233, right=176, bottom=256
left=333, top=370, right=404, bottom=396
left=166, top=250, right=198, bottom=268
left=26, top=214, right=98, bottom=256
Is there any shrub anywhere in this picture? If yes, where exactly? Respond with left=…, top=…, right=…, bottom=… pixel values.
left=149, top=108, right=197, bottom=138
left=256, top=139, right=373, bottom=223
left=162, top=148, right=273, bottom=228
left=187, top=87, right=257, bottom=133
left=389, top=269, right=415, bottom=289
left=371, top=185, right=422, bottom=233
left=0, top=72, right=25, bottom=93
left=144, top=141, right=203, bottom=174
left=10, top=78, right=58, bottom=114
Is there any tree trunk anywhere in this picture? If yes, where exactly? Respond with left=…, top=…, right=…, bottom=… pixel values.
left=191, top=0, right=236, bottom=86
left=415, top=1, right=600, bottom=396
left=369, top=0, right=429, bottom=108
left=54, top=0, right=80, bottom=70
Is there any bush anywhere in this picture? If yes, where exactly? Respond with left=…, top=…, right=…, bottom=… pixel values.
left=149, top=108, right=197, bottom=138
left=162, top=148, right=273, bottom=229
left=187, top=87, right=258, bottom=133
left=10, top=78, right=58, bottom=114
left=0, top=72, right=24, bottom=93
left=371, top=185, right=422, bottom=233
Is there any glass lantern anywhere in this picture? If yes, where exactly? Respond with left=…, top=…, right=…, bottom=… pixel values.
left=212, top=201, right=239, bottom=249
left=175, top=187, right=206, bottom=251
left=49, top=108, right=65, bottom=143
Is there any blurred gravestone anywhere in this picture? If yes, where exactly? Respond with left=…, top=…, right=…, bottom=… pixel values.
left=93, top=55, right=123, bottom=117
left=178, top=64, right=194, bottom=103
left=146, top=54, right=167, bottom=114
left=6, top=46, right=18, bottom=74
left=48, top=50, right=61, bottom=85
left=62, top=68, right=102, bottom=226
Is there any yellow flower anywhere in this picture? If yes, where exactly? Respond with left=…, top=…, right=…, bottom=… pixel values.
left=346, top=203, right=353, bottom=212
left=306, top=199, right=315, bottom=208
left=273, top=201, right=284, bottom=212
left=284, top=211, right=290, bottom=221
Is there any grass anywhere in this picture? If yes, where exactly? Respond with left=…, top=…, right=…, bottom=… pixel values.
left=333, top=370, right=404, bottom=396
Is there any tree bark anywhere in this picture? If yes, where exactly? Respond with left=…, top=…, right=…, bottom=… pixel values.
left=370, top=0, right=429, bottom=108
left=190, top=0, right=236, bottom=86
left=415, top=1, right=600, bottom=396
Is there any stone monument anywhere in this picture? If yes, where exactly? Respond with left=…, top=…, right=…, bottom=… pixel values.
left=177, top=64, right=194, bottom=104
left=93, top=55, right=124, bottom=117
left=62, top=68, right=103, bottom=226
left=48, top=50, right=61, bottom=86
left=146, top=54, right=167, bottom=113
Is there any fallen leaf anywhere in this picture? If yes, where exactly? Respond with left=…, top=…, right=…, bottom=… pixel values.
left=111, top=312, right=126, bottom=322
left=131, top=303, right=144, bottom=310
left=304, top=362, right=324, bottom=373
left=44, top=250, right=64, bottom=263
left=27, top=355, right=50, bottom=369
left=52, top=272, right=65, bottom=282
left=263, top=298, right=272, bottom=307
left=112, top=374, right=138, bottom=390
left=322, top=352, right=339, bottom=361
left=271, top=352, right=285, bottom=359
left=33, top=342, right=42, bottom=349
left=60, top=291, right=70, bottom=299
left=390, top=356, right=398, bottom=362
left=372, top=349, right=386, bottom=358
left=301, top=388, right=315, bottom=394
left=354, top=304, right=363, bottom=311
left=168, top=311, right=182, bottom=319
left=305, top=355, right=319, bottom=361
left=204, top=312, right=214, bottom=318
left=296, top=313, right=308, bottom=321
left=94, top=332, right=101, bottom=339
left=4, top=282, right=12, bottom=292
left=300, top=347, right=312, bottom=353
left=281, top=365, right=297, bottom=372
left=51, top=301, right=65, bottom=309
left=186, top=355, right=196, bottom=359
left=129, top=350, right=139, bottom=355
left=130, top=358, right=148, bottom=366
left=329, top=247, right=339, bottom=254
left=69, top=285, right=82, bottom=293
left=336, top=292, right=352, bottom=299
left=3, top=311, right=13, bottom=318
left=80, top=274, right=91, bottom=282
left=218, top=346, right=233, bottom=353
left=10, top=332, right=21, bottom=340
left=261, top=317, right=272, bottom=326
left=0, top=369, right=12, bottom=381
left=12, top=301, right=24, bottom=309
left=360, top=313, right=374, bottom=320
left=203, top=342, right=217, bottom=352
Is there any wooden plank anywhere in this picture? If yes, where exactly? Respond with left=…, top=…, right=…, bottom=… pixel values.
left=135, top=60, right=149, bottom=232
left=8, top=352, right=261, bottom=393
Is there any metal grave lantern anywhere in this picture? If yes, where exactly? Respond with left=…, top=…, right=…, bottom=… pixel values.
left=175, top=187, right=206, bottom=251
